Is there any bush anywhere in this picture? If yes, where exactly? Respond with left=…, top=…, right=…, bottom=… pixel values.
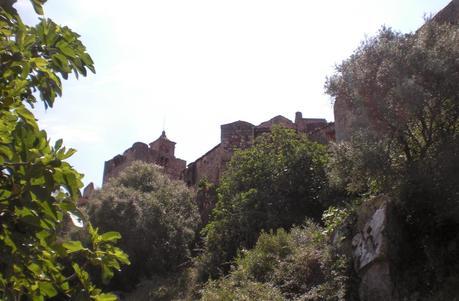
left=199, top=127, right=332, bottom=278
left=86, top=161, right=200, bottom=290
left=201, top=278, right=284, bottom=301
left=201, top=223, right=351, bottom=301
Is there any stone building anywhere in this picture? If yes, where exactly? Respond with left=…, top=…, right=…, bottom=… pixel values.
left=430, top=0, right=458, bottom=25
left=102, top=131, right=186, bottom=185
left=183, top=112, right=334, bottom=187
left=101, top=112, right=334, bottom=189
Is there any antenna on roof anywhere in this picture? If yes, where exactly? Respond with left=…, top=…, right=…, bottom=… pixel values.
left=162, top=115, right=166, bottom=132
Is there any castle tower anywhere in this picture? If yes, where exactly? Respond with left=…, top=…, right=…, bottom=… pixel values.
left=149, top=130, right=176, bottom=157
left=102, top=131, right=186, bottom=185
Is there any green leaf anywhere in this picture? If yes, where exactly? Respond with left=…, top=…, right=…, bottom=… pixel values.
left=114, top=248, right=130, bottom=265
left=2, top=227, right=17, bottom=252
left=0, top=144, right=13, bottom=160
left=94, top=293, right=118, bottom=301
left=31, top=0, right=46, bottom=15
left=36, top=230, right=49, bottom=240
left=14, top=206, right=34, bottom=218
left=54, top=138, right=63, bottom=150
left=61, top=147, right=77, bottom=160
left=32, top=295, right=44, bottom=301
left=56, top=40, right=76, bottom=58
left=100, top=231, right=121, bottom=242
left=16, top=105, right=38, bottom=129
left=39, top=281, right=57, bottom=297
left=62, top=240, right=84, bottom=253
left=31, top=57, right=48, bottom=69
left=51, top=53, right=71, bottom=73
left=101, top=265, right=114, bottom=284
left=27, top=263, right=41, bottom=275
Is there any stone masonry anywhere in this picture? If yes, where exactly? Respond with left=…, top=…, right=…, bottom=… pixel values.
left=99, top=0, right=457, bottom=189
left=183, top=111, right=335, bottom=187
left=102, top=131, right=186, bottom=185
left=100, top=112, right=334, bottom=188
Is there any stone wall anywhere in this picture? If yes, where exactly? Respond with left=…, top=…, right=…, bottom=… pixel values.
left=98, top=113, right=334, bottom=222
left=102, top=132, right=186, bottom=185
left=102, top=112, right=334, bottom=189
left=184, top=144, right=223, bottom=186
left=432, top=0, right=458, bottom=24
left=221, top=120, right=255, bottom=162
left=185, top=112, right=335, bottom=187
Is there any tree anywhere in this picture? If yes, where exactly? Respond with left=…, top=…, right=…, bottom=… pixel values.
left=200, top=127, right=331, bottom=278
left=325, top=20, right=459, bottom=201
left=0, top=1, right=128, bottom=299
left=326, top=22, right=458, bottom=170
left=86, top=161, right=200, bottom=290
left=325, top=21, right=459, bottom=296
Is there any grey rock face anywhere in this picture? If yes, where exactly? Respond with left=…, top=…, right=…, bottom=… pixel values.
left=352, top=196, right=400, bottom=301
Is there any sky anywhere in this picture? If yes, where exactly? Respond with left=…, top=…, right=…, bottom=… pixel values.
left=15, top=0, right=451, bottom=188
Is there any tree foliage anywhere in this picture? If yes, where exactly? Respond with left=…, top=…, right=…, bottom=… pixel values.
left=86, top=161, right=200, bottom=290
left=326, top=22, right=458, bottom=178
left=326, top=21, right=459, bottom=297
left=0, top=1, right=128, bottom=300
left=325, top=20, right=459, bottom=210
left=200, top=127, right=331, bottom=278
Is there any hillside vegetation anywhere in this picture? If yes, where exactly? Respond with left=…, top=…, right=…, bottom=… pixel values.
left=98, top=20, right=457, bottom=300
left=1, top=1, right=457, bottom=300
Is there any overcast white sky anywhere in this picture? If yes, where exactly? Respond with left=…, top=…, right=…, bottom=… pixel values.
left=16, top=0, right=451, bottom=187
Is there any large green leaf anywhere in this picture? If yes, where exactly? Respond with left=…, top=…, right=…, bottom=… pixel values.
left=100, top=231, right=121, bottom=242
left=94, top=293, right=118, bottom=301
left=62, top=241, right=84, bottom=253
left=31, top=0, right=47, bottom=15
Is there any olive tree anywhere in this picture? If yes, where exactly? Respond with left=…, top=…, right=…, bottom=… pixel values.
left=325, top=21, right=459, bottom=296
left=326, top=21, right=458, bottom=174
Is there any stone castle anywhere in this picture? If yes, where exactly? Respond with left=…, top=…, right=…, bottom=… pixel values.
left=102, top=131, right=186, bottom=184
left=98, top=0, right=458, bottom=191
left=102, top=112, right=335, bottom=187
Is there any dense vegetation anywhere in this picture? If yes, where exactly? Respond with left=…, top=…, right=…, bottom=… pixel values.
left=326, top=20, right=459, bottom=298
left=86, top=162, right=200, bottom=291
left=201, top=222, right=350, bottom=301
left=199, top=127, right=332, bottom=278
left=0, top=1, right=128, bottom=300
left=2, top=1, right=457, bottom=300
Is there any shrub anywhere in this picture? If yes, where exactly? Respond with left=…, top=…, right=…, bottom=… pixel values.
left=200, top=127, right=332, bottom=278
left=86, top=161, right=200, bottom=290
left=201, top=278, right=284, bottom=301
left=201, top=223, right=351, bottom=301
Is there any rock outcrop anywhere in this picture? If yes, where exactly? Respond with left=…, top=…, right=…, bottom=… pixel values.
left=352, top=195, right=402, bottom=301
